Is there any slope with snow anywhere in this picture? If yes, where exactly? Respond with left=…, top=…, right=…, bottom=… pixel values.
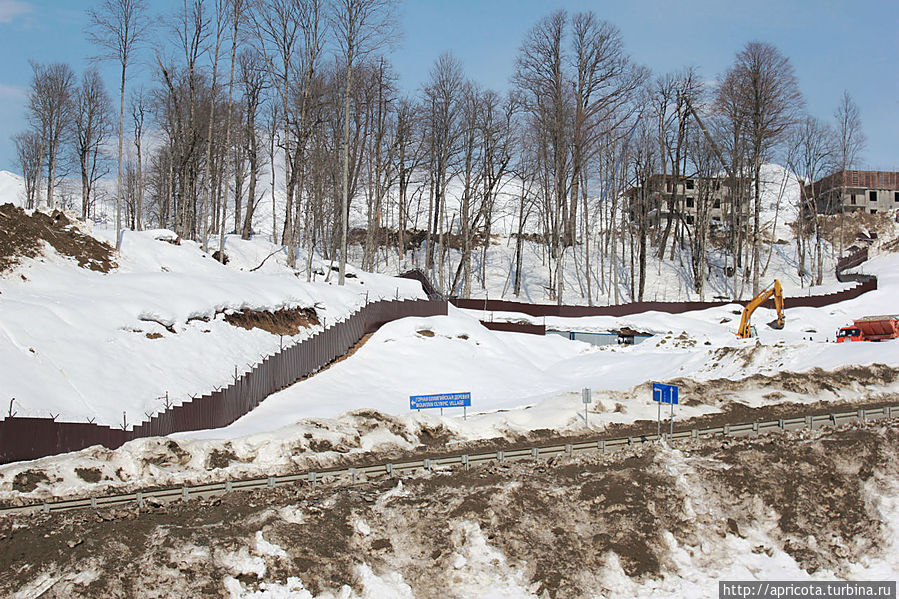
left=0, top=226, right=423, bottom=425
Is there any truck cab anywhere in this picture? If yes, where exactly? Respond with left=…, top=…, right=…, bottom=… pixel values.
left=836, top=327, right=863, bottom=343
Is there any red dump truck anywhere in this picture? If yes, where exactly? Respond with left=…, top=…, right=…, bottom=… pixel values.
left=836, top=315, right=899, bottom=342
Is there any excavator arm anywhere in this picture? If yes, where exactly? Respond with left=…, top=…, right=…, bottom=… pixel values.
left=737, top=280, right=784, bottom=339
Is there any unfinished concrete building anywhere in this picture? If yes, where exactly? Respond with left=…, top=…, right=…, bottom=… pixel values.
left=806, top=170, right=899, bottom=215
left=626, top=174, right=744, bottom=228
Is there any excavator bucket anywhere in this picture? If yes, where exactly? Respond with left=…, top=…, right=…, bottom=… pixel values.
left=767, top=318, right=784, bottom=330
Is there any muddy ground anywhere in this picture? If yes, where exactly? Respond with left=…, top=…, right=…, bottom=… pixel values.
left=1, top=419, right=897, bottom=598
left=0, top=203, right=116, bottom=274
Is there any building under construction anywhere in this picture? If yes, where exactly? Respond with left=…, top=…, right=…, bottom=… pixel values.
left=626, top=174, right=748, bottom=228
left=806, top=170, right=899, bottom=215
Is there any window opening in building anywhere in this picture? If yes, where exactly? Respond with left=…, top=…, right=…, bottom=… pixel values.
left=869, top=191, right=877, bottom=202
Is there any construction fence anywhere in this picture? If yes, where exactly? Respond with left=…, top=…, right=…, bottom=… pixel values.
left=0, top=299, right=448, bottom=465
left=452, top=247, right=876, bottom=318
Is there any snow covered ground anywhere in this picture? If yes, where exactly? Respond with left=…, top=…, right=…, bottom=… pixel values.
left=0, top=221, right=423, bottom=425
left=2, top=166, right=899, bottom=598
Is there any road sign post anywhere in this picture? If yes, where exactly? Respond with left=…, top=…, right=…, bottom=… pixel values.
left=652, top=383, right=679, bottom=440
left=582, top=388, right=591, bottom=427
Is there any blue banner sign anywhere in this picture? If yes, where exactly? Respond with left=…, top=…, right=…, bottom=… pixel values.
left=652, top=383, right=679, bottom=405
left=410, top=392, right=471, bottom=410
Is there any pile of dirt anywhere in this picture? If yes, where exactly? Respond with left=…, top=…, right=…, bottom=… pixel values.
left=0, top=204, right=116, bottom=273
left=817, top=210, right=897, bottom=251
left=223, top=306, right=319, bottom=336
left=1, top=421, right=896, bottom=598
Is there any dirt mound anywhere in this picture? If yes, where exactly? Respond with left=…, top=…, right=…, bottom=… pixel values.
left=224, top=306, right=319, bottom=336
left=2, top=421, right=896, bottom=598
left=817, top=210, right=897, bottom=251
left=0, top=204, right=116, bottom=273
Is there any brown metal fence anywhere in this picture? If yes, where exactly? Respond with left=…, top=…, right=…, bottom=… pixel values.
left=453, top=247, right=876, bottom=317
left=0, top=299, right=447, bottom=464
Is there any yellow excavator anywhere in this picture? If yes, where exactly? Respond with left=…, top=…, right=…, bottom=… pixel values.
left=736, top=280, right=785, bottom=339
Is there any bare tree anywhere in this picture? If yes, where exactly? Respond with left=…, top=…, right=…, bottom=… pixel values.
left=13, top=131, right=43, bottom=209
left=787, top=115, right=836, bottom=286
left=73, top=68, right=113, bottom=220
left=88, top=0, right=150, bottom=248
left=27, top=61, right=76, bottom=210
left=423, top=52, right=464, bottom=290
left=718, top=41, right=803, bottom=295
left=130, top=88, right=147, bottom=229
left=216, top=0, right=249, bottom=261
left=514, top=10, right=569, bottom=303
left=833, top=91, right=866, bottom=254
left=333, top=0, right=397, bottom=285
left=238, top=49, right=268, bottom=239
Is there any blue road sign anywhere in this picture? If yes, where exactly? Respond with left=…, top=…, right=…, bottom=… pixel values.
left=410, top=392, right=471, bottom=410
left=652, top=383, right=679, bottom=405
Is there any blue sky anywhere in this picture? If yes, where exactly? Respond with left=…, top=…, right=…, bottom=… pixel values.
left=0, top=0, right=897, bottom=172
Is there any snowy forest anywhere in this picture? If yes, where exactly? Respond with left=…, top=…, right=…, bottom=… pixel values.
left=12, top=0, right=867, bottom=304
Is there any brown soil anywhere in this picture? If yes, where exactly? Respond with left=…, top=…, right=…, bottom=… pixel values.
left=816, top=210, right=896, bottom=250
left=1, top=421, right=895, bottom=598
left=0, top=204, right=116, bottom=273
left=314, top=333, right=373, bottom=375
left=224, top=306, right=319, bottom=336
left=11, top=469, right=49, bottom=492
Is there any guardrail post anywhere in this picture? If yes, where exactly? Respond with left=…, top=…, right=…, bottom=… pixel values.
left=599, top=439, right=605, bottom=453
left=497, top=450, right=504, bottom=462
left=462, top=455, right=469, bottom=470
left=805, top=415, right=813, bottom=429
left=752, top=422, right=759, bottom=435
left=308, top=472, right=316, bottom=486
left=627, top=436, right=633, bottom=445
left=226, top=480, right=233, bottom=493
left=858, top=408, right=866, bottom=422
left=724, top=425, right=730, bottom=436
left=692, top=429, right=698, bottom=440
left=386, top=463, right=393, bottom=477
left=424, top=458, right=431, bottom=472
left=182, top=487, right=189, bottom=500
left=779, top=419, right=785, bottom=431
left=42, top=503, right=49, bottom=514
left=830, top=413, right=836, bottom=426
left=565, top=444, right=572, bottom=455
left=137, top=491, right=144, bottom=508
left=267, top=476, right=275, bottom=488
left=350, top=468, right=357, bottom=484
left=531, top=447, right=539, bottom=460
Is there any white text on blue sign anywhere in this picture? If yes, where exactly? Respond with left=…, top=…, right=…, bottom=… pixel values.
left=410, top=392, right=472, bottom=410
left=652, top=383, right=679, bottom=405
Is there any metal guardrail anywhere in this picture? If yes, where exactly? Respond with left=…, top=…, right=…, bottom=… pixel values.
left=1, top=403, right=895, bottom=517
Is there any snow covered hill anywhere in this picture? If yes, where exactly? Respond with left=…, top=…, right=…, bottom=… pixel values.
left=0, top=215, right=423, bottom=425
